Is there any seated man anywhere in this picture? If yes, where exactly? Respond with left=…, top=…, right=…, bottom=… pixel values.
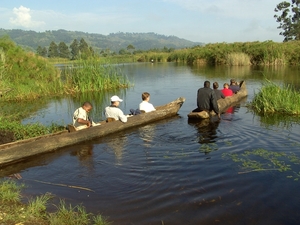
left=221, top=83, right=233, bottom=97
left=229, top=79, right=240, bottom=94
left=213, top=82, right=225, bottom=100
left=139, top=92, right=156, bottom=113
left=193, top=80, right=220, bottom=119
left=105, top=95, right=128, bottom=123
left=73, top=102, right=93, bottom=130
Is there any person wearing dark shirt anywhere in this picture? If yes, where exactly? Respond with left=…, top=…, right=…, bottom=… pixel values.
left=213, top=82, right=225, bottom=100
left=229, top=79, right=240, bottom=94
left=194, top=80, right=220, bottom=119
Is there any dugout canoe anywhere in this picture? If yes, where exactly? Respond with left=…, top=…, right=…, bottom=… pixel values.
left=187, top=81, right=247, bottom=119
left=0, top=97, right=185, bottom=167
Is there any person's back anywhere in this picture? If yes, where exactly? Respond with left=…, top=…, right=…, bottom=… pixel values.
left=222, top=83, right=233, bottom=97
left=105, top=95, right=127, bottom=123
left=195, top=81, right=220, bottom=119
left=213, top=82, right=225, bottom=100
left=229, top=79, right=240, bottom=94
left=139, top=92, right=156, bottom=113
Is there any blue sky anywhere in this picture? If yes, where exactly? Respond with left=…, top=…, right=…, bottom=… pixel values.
left=0, top=0, right=284, bottom=43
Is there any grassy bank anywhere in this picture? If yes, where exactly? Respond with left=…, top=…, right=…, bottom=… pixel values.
left=0, top=36, right=130, bottom=102
left=249, top=80, right=300, bottom=115
left=167, top=41, right=300, bottom=65
left=0, top=179, right=110, bottom=225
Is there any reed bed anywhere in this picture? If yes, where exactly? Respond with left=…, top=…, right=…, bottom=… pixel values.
left=62, top=59, right=130, bottom=93
left=225, top=52, right=251, bottom=66
left=250, top=81, right=300, bottom=115
left=165, top=41, right=300, bottom=65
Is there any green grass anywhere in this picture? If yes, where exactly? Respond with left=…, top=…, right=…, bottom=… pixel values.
left=249, top=80, right=300, bottom=115
left=0, top=179, right=111, bottom=225
left=0, top=117, right=66, bottom=141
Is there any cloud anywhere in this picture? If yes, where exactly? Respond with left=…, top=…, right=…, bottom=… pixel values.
left=9, top=5, right=45, bottom=28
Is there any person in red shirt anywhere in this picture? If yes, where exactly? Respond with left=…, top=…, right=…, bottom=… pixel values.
left=221, top=83, right=233, bottom=97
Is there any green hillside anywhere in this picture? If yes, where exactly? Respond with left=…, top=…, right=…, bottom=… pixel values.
left=0, top=28, right=203, bottom=53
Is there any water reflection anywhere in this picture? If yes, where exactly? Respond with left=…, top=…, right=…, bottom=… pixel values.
left=138, top=124, right=156, bottom=148
left=106, top=135, right=128, bottom=165
left=188, top=118, right=220, bottom=144
left=70, top=144, right=95, bottom=172
left=222, top=104, right=241, bottom=121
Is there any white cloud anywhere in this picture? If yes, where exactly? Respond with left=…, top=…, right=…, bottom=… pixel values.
left=9, top=5, right=44, bottom=28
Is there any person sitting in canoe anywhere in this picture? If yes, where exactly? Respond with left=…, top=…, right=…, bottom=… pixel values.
left=139, top=92, right=156, bottom=113
left=73, top=102, right=94, bottom=130
left=229, top=79, right=240, bottom=94
left=193, top=80, right=220, bottom=119
left=221, top=83, right=233, bottom=97
left=105, top=95, right=128, bottom=123
left=213, top=82, right=225, bottom=100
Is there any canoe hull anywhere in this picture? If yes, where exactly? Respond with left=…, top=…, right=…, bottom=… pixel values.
left=0, top=97, right=185, bottom=167
left=187, top=81, right=248, bottom=119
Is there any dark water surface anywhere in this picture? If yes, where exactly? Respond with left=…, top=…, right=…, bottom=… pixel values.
left=2, top=63, right=300, bottom=225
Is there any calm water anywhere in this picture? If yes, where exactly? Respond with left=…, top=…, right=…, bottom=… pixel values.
left=1, top=63, right=300, bottom=225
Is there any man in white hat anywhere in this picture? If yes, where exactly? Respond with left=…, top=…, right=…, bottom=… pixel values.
left=105, top=95, right=127, bottom=123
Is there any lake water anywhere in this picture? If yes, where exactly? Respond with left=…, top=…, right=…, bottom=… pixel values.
left=1, top=62, right=300, bottom=225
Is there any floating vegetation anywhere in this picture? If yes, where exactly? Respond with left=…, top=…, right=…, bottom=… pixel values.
left=222, top=148, right=300, bottom=181
left=199, top=143, right=218, bottom=154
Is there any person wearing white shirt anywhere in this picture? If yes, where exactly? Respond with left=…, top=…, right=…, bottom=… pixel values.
left=105, top=95, right=128, bottom=123
left=73, top=102, right=93, bottom=130
left=139, top=92, right=156, bottom=113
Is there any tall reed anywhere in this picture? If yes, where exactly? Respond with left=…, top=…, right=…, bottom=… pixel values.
left=225, top=52, right=251, bottom=66
left=250, top=80, right=300, bottom=115
left=62, top=59, right=130, bottom=93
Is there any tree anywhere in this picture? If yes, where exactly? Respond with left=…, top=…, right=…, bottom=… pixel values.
left=41, top=47, right=48, bottom=58
left=58, top=42, right=70, bottom=59
left=36, top=46, right=43, bottom=56
left=127, top=44, right=135, bottom=54
left=48, top=41, right=59, bottom=58
left=70, top=39, right=79, bottom=60
left=274, top=0, right=300, bottom=41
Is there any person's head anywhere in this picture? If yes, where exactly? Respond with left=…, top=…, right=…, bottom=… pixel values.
left=230, top=79, right=236, bottom=85
left=204, top=80, right=210, bottom=88
left=142, top=92, right=150, bottom=101
left=110, top=95, right=123, bottom=106
left=213, top=82, right=219, bottom=89
left=82, top=102, right=93, bottom=112
left=223, top=83, right=229, bottom=89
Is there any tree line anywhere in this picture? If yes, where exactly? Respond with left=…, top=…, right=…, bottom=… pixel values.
left=36, top=38, right=95, bottom=60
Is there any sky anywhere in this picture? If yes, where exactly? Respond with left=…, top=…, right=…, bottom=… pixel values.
left=0, top=0, right=284, bottom=43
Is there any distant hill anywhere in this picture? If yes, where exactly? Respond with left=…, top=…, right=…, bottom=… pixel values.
left=0, top=28, right=203, bottom=53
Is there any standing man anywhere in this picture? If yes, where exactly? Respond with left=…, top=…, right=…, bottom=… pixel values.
left=105, top=95, right=128, bottom=123
left=194, top=80, right=220, bottom=119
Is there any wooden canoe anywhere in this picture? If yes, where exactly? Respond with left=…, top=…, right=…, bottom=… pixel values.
left=0, top=97, right=185, bottom=167
left=187, top=81, right=247, bottom=119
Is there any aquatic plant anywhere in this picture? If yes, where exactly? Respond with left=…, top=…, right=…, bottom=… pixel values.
left=62, top=59, right=130, bottom=93
left=222, top=148, right=300, bottom=181
left=249, top=80, right=300, bottom=115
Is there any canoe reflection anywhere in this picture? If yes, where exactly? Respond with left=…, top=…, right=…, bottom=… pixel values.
left=188, top=118, right=220, bottom=144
